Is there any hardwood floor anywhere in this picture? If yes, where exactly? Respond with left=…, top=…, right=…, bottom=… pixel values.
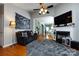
left=37, top=34, right=55, bottom=42
left=0, top=44, right=27, bottom=56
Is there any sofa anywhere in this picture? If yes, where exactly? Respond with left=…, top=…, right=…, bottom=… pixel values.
left=16, top=31, right=38, bottom=45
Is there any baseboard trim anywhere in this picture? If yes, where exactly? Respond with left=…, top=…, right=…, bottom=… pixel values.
left=2, top=42, right=17, bottom=48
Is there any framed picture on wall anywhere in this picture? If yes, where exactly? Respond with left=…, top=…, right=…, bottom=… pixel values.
left=15, top=13, right=30, bottom=29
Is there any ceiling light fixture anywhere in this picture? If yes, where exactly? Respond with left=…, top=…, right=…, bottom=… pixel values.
left=39, top=10, right=42, bottom=13
left=39, top=3, right=48, bottom=15
left=40, top=8, right=43, bottom=11
left=44, top=9, right=47, bottom=13
left=42, top=11, right=45, bottom=15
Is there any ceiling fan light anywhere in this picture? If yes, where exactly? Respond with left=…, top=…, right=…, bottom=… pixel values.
left=43, top=12, right=46, bottom=15
left=44, top=9, right=47, bottom=13
left=39, top=10, right=42, bottom=13
left=40, top=8, right=43, bottom=11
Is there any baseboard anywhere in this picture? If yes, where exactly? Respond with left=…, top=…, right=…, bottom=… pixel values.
left=2, top=42, right=17, bottom=48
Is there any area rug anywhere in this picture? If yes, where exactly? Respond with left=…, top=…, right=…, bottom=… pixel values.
left=27, top=40, right=79, bottom=56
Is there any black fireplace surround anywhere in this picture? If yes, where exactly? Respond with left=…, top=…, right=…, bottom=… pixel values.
left=56, top=31, right=70, bottom=44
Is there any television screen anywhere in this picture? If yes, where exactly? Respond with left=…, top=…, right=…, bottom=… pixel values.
left=54, top=11, right=72, bottom=26
left=65, top=11, right=72, bottom=23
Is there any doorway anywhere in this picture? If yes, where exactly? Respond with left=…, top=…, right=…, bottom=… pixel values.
left=33, top=16, right=55, bottom=40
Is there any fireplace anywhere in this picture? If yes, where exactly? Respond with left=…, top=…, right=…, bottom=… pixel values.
left=56, top=31, right=72, bottom=46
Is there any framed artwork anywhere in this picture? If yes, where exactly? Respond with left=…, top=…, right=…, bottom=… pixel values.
left=15, top=13, right=30, bottom=29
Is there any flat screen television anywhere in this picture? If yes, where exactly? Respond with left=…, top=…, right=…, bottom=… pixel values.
left=54, top=11, right=72, bottom=27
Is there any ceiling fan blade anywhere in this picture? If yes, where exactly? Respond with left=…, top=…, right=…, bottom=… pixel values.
left=39, top=13, right=41, bottom=15
left=47, top=5, right=53, bottom=8
left=47, top=11, right=49, bottom=14
left=33, top=9, right=39, bottom=10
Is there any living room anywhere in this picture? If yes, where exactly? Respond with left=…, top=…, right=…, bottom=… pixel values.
left=0, top=3, right=79, bottom=56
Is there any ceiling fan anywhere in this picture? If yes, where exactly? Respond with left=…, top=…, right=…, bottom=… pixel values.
left=33, top=3, right=53, bottom=15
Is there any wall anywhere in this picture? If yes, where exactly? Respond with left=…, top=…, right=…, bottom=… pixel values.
left=3, top=4, right=31, bottom=47
left=34, top=16, right=54, bottom=24
left=0, top=4, right=4, bottom=46
left=73, top=4, right=79, bottom=41
left=33, top=16, right=54, bottom=34
left=54, top=3, right=78, bottom=41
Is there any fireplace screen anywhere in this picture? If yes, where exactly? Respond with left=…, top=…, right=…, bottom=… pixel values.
left=56, top=31, right=72, bottom=46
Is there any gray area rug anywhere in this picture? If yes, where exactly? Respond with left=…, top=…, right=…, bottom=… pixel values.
left=27, top=40, right=79, bottom=56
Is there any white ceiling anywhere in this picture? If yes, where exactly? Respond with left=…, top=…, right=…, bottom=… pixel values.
left=13, top=3, right=58, bottom=11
